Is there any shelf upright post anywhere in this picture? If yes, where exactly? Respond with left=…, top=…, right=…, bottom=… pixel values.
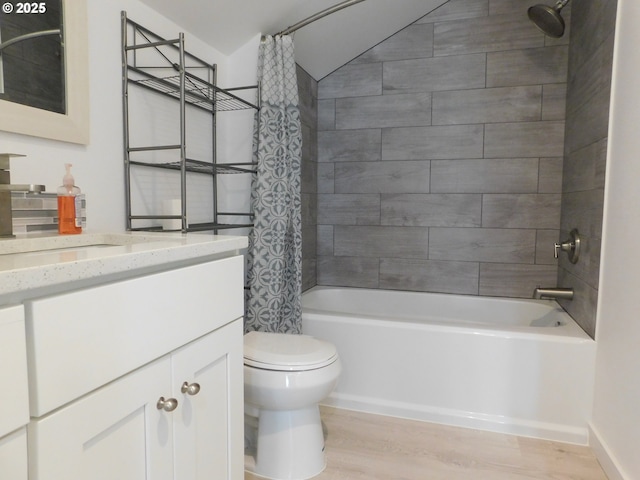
left=178, top=33, right=187, bottom=233
left=121, top=11, right=132, bottom=231
left=212, top=64, right=219, bottom=234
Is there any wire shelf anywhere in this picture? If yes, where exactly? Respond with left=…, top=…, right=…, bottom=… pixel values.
left=130, top=70, right=259, bottom=112
left=129, top=158, right=256, bottom=175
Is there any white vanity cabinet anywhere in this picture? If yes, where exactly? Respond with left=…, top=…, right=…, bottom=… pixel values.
left=22, top=253, right=245, bottom=480
left=28, top=320, right=243, bottom=480
left=0, top=305, right=29, bottom=480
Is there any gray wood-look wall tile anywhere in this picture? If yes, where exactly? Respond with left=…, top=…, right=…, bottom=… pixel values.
left=335, top=161, right=430, bottom=194
left=542, top=84, right=567, bottom=121
left=318, top=63, right=382, bottom=99
left=318, top=99, right=335, bottom=131
left=382, top=125, right=484, bottom=160
left=567, top=36, right=613, bottom=118
left=317, top=163, right=335, bottom=194
left=301, top=126, right=317, bottom=194
left=557, top=268, right=597, bottom=338
left=486, top=46, right=569, bottom=87
left=318, top=129, right=381, bottom=162
left=298, top=67, right=318, bottom=292
left=317, top=256, right=379, bottom=288
left=568, top=1, right=616, bottom=74
left=482, top=194, right=561, bottom=229
left=434, top=13, right=543, bottom=57
left=351, top=24, right=434, bottom=64
left=561, top=190, right=605, bottom=239
left=302, top=221, right=317, bottom=258
left=317, top=194, right=380, bottom=225
left=429, top=228, right=536, bottom=263
left=538, top=157, right=563, bottom=193
left=334, top=226, right=429, bottom=258
left=563, top=138, right=607, bottom=193
left=383, top=54, right=486, bottom=94
left=489, top=0, right=538, bottom=16
left=565, top=85, right=612, bottom=155
left=535, top=229, right=560, bottom=265
left=484, top=121, right=565, bottom=158
left=479, top=263, right=558, bottom=297
left=317, top=225, right=334, bottom=256
left=336, top=93, right=432, bottom=130
left=381, top=194, right=482, bottom=227
left=418, top=0, right=489, bottom=23
left=432, top=86, right=542, bottom=125
left=431, top=158, right=539, bottom=193
left=297, top=65, right=317, bottom=126
left=301, top=193, right=317, bottom=225
left=302, top=258, right=317, bottom=292
left=379, top=258, right=479, bottom=294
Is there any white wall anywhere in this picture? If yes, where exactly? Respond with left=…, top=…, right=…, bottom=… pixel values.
left=217, top=34, right=261, bottom=231
left=591, top=0, right=640, bottom=478
left=0, top=0, right=257, bottom=232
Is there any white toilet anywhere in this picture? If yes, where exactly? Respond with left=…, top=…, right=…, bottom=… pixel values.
left=243, top=331, right=341, bottom=480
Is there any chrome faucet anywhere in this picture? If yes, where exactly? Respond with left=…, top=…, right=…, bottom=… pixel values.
left=1, top=154, right=45, bottom=238
left=533, top=287, right=574, bottom=300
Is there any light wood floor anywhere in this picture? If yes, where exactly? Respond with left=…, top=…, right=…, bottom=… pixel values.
left=246, top=406, right=608, bottom=480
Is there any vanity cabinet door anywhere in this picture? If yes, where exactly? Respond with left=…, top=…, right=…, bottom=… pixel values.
left=0, top=305, right=29, bottom=480
left=0, top=305, right=29, bottom=437
left=172, top=318, right=244, bottom=480
left=29, top=357, right=175, bottom=480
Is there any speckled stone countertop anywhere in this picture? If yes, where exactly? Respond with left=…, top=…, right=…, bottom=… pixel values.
left=0, top=231, right=247, bottom=298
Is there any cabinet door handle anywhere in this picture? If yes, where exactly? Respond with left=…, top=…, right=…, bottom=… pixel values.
left=157, top=396, right=179, bottom=412
left=181, top=381, right=201, bottom=396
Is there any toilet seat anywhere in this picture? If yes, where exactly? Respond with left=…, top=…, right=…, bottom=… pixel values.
left=244, top=331, right=338, bottom=371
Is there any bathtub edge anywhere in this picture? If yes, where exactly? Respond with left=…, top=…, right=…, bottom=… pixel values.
left=321, top=392, right=590, bottom=445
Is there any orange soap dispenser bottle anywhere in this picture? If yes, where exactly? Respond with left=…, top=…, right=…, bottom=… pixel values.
left=57, top=163, right=82, bottom=234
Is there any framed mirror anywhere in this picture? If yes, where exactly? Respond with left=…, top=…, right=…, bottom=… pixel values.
left=0, top=0, right=89, bottom=144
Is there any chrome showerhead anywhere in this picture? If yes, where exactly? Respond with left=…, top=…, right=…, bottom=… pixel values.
left=528, top=0, right=570, bottom=38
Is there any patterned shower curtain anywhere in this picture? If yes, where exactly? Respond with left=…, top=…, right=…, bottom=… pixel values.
left=245, top=35, right=303, bottom=334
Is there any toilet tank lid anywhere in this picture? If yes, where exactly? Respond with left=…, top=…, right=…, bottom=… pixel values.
left=243, top=331, right=338, bottom=369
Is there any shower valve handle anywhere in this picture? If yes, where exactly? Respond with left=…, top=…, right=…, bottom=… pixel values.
left=554, top=241, right=573, bottom=258
left=554, top=229, right=581, bottom=264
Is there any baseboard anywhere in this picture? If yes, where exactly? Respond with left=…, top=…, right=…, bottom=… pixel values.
left=322, top=392, right=589, bottom=445
left=589, top=424, right=628, bottom=480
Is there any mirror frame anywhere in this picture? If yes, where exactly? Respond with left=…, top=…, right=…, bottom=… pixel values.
left=0, top=0, right=89, bottom=144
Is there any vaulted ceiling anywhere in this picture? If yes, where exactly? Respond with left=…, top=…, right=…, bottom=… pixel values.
left=139, top=0, right=449, bottom=79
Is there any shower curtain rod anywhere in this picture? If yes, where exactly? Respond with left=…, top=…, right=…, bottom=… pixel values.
left=272, top=0, right=366, bottom=37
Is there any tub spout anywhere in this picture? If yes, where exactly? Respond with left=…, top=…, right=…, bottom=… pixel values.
left=533, top=287, right=574, bottom=300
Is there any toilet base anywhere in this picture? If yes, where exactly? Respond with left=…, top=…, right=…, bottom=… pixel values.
left=245, top=405, right=326, bottom=480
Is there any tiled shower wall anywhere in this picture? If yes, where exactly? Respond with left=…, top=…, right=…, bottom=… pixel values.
left=557, top=0, right=617, bottom=338
left=298, top=65, right=319, bottom=292
left=315, top=0, right=570, bottom=297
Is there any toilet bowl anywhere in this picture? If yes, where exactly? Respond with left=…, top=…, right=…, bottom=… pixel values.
left=243, top=331, right=341, bottom=480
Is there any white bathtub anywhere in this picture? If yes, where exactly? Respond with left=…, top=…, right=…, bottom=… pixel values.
left=302, top=286, right=596, bottom=445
